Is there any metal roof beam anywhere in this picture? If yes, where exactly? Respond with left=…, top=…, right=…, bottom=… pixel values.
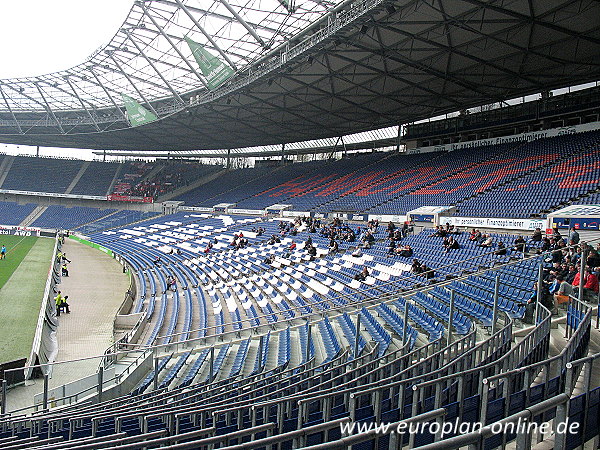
left=137, top=1, right=210, bottom=89
left=34, top=83, right=65, bottom=133
left=64, top=76, right=101, bottom=132
left=107, top=51, right=160, bottom=118
left=0, top=86, right=23, bottom=134
left=218, top=0, right=268, bottom=49
left=152, top=0, right=286, bottom=36
left=173, top=0, right=238, bottom=70
left=123, top=28, right=185, bottom=105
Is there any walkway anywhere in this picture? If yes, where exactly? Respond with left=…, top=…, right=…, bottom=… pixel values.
left=6, top=238, right=129, bottom=413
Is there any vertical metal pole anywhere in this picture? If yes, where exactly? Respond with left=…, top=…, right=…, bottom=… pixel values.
left=578, top=249, right=588, bottom=301
left=1, top=379, right=7, bottom=415
left=305, top=322, right=311, bottom=363
left=402, top=300, right=409, bottom=346
left=43, top=372, right=49, bottom=410
left=492, top=275, right=500, bottom=333
left=447, top=290, right=455, bottom=347
left=258, top=336, right=265, bottom=372
left=209, top=346, right=215, bottom=382
left=97, top=366, right=104, bottom=403
left=535, top=264, right=543, bottom=323
left=153, top=354, right=159, bottom=391
left=353, top=313, right=361, bottom=359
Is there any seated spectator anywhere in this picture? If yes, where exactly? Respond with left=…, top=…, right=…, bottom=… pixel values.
left=430, top=226, right=447, bottom=238
left=328, top=239, right=339, bottom=253
left=495, top=242, right=507, bottom=256
left=443, top=236, right=460, bottom=252
left=411, top=259, right=423, bottom=274
left=573, top=268, right=599, bottom=301
left=387, top=239, right=396, bottom=255
left=469, top=229, right=482, bottom=242
left=477, top=234, right=493, bottom=248
left=264, top=254, right=275, bottom=265
left=396, top=245, right=413, bottom=258
left=307, top=244, right=317, bottom=258
left=153, top=256, right=162, bottom=266
left=387, top=221, right=396, bottom=233
left=354, top=267, right=370, bottom=281
left=351, top=247, right=363, bottom=257
left=553, top=276, right=573, bottom=314
left=531, top=228, right=543, bottom=242
left=512, top=236, right=527, bottom=252
left=565, top=264, right=577, bottom=284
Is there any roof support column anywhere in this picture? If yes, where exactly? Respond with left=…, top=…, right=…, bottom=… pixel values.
left=64, top=76, right=101, bottom=131
left=123, top=29, right=185, bottom=105
left=137, top=1, right=210, bottom=89
left=107, top=51, right=160, bottom=117
left=173, top=0, right=237, bottom=70
left=281, top=143, right=285, bottom=165
left=0, top=86, right=23, bottom=134
left=34, top=83, right=65, bottom=133
left=218, top=0, right=267, bottom=48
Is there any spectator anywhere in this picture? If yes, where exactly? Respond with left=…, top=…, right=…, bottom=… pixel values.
left=396, top=245, right=413, bottom=258
left=351, top=247, right=363, bottom=258
left=469, top=229, right=482, bottom=242
left=354, top=267, right=370, bottom=281
left=569, top=227, right=580, bottom=245
left=443, top=236, right=460, bottom=252
left=477, top=234, right=493, bottom=248
left=531, top=228, right=543, bottom=242
left=411, top=259, right=423, bottom=274
left=495, top=242, right=507, bottom=256
left=512, top=236, right=527, bottom=252
left=553, top=276, right=573, bottom=314
left=328, top=239, right=339, bottom=254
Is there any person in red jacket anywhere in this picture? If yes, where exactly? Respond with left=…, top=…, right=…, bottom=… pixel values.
left=572, top=268, right=599, bottom=301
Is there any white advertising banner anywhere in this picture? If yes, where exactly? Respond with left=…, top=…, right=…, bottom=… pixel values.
left=439, top=216, right=547, bottom=231
left=367, top=214, right=407, bottom=223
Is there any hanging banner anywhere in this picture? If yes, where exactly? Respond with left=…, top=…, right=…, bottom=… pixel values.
left=107, top=194, right=154, bottom=203
left=122, top=94, right=157, bottom=127
left=184, top=36, right=234, bottom=90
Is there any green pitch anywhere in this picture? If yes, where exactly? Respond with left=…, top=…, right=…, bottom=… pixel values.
left=0, top=235, right=39, bottom=289
left=0, top=235, right=55, bottom=363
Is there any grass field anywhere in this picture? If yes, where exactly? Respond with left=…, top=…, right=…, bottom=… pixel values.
left=0, top=235, right=55, bottom=363
left=0, top=235, right=39, bottom=290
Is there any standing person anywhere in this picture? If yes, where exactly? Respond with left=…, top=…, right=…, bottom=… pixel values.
left=0, top=244, right=6, bottom=260
left=569, top=227, right=580, bottom=246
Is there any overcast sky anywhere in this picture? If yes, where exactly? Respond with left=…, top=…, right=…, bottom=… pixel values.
left=0, top=1, right=134, bottom=78
left=0, top=1, right=133, bottom=159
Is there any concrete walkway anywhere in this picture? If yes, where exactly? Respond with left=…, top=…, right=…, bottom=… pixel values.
left=6, top=238, right=129, bottom=413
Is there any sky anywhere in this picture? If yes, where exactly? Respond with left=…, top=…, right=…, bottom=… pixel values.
left=0, top=0, right=134, bottom=79
left=0, top=1, right=134, bottom=159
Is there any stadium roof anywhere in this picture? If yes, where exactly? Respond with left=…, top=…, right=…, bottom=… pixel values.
left=0, top=0, right=599, bottom=152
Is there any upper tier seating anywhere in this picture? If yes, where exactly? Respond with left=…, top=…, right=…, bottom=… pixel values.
left=70, top=161, right=121, bottom=196
left=1, top=156, right=84, bottom=193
